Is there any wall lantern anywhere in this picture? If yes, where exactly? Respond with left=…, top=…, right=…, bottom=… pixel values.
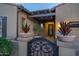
left=58, top=23, right=61, bottom=28
left=41, top=23, right=43, bottom=29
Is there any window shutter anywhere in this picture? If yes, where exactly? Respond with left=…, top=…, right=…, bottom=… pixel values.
left=2, top=17, right=7, bottom=37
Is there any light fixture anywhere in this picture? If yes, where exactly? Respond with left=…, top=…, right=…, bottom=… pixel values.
left=41, top=23, right=43, bottom=29
left=58, top=23, right=61, bottom=28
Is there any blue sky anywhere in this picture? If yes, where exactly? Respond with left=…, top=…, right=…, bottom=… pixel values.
left=21, top=3, right=59, bottom=11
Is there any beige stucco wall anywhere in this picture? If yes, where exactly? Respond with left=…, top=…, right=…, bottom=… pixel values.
left=0, top=4, right=17, bottom=39
left=56, top=3, right=79, bottom=36
left=59, top=47, right=75, bottom=56
left=17, top=11, right=39, bottom=55
left=56, top=3, right=79, bottom=56
left=18, top=10, right=38, bottom=37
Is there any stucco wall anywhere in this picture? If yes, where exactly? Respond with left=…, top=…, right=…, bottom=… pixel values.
left=18, top=10, right=37, bottom=37
left=56, top=3, right=79, bottom=36
left=59, top=47, right=75, bottom=56
left=0, top=4, right=17, bottom=39
left=56, top=3, right=79, bottom=56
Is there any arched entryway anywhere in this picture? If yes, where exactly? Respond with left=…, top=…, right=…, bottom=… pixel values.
left=27, top=37, right=59, bottom=56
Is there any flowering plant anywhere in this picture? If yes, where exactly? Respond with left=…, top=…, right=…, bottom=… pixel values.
left=58, top=21, right=72, bottom=36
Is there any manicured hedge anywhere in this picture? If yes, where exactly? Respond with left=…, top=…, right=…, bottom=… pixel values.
left=0, top=37, right=12, bottom=56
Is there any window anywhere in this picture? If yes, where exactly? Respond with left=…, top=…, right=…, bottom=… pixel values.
left=69, top=21, right=79, bottom=28
left=0, top=16, right=7, bottom=37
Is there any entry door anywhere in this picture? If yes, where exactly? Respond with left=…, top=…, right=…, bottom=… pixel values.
left=48, top=24, right=54, bottom=36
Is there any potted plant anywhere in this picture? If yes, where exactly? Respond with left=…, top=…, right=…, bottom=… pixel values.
left=58, top=21, right=75, bottom=42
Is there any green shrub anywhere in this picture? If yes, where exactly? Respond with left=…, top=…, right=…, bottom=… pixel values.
left=33, top=24, right=42, bottom=35
left=0, top=37, right=12, bottom=56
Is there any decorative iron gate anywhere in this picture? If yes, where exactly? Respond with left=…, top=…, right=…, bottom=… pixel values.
left=27, top=37, right=58, bottom=56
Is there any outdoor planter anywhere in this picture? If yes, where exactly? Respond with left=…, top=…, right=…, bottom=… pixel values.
left=57, top=21, right=75, bottom=42
left=19, top=32, right=33, bottom=37
left=57, top=35, right=75, bottom=42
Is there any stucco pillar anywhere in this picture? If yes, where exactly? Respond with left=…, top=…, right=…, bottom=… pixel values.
left=18, top=36, right=34, bottom=56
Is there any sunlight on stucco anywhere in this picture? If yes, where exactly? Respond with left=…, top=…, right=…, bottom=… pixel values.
left=56, top=21, right=60, bottom=31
